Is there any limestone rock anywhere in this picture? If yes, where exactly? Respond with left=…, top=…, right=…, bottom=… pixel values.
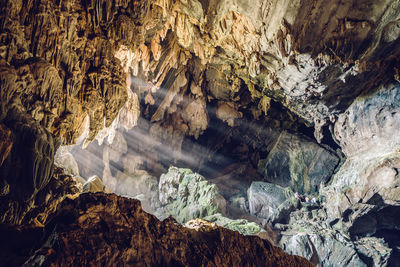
left=248, top=181, right=295, bottom=224
left=334, top=83, right=400, bottom=158
left=216, top=102, right=243, bottom=126
left=354, top=237, right=393, bottom=267
left=258, top=131, right=339, bottom=194
left=54, top=148, right=80, bottom=177
left=280, top=233, right=366, bottom=267
left=0, top=123, right=12, bottom=168
left=185, top=218, right=218, bottom=232
left=322, top=84, right=400, bottom=218
left=203, top=213, right=262, bottom=236
left=159, top=167, right=226, bottom=223
left=22, top=166, right=81, bottom=226
left=114, top=170, right=161, bottom=214
left=0, top=105, right=58, bottom=225
left=23, top=193, right=312, bottom=266
left=158, top=166, right=190, bottom=206
left=82, top=176, right=109, bottom=194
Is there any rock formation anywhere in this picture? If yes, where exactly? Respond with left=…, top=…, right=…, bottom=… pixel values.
left=22, top=193, right=311, bottom=267
left=0, top=0, right=400, bottom=266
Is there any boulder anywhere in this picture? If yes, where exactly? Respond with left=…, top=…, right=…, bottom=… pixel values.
left=115, top=170, right=161, bottom=213
left=158, top=166, right=191, bottom=205
left=159, top=167, right=226, bottom=223
left=280, top=233, right=367, bottom=267
left=258, top=131, right=339, bottom=194
left=82, top=176, right=109, bottom=193
left=55, top=148, right=80, bottom=177
left=322, top=84, right=400, bottom=218
left=248, top=181, right=295, bottom=224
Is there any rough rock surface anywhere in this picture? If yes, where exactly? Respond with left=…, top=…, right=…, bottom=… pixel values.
left=22, top=166, right=81, bottom=226
left=322, top=84, right=400, bottom=218
left=248, top=181, right=295, bottom=224
left=24, top=193, right=312, bottom=267
left=258, top=131, right=339, bottom=193
left=82, top=175, right=109, bottom=194
left=0, top=0, right=400, bottom=266
left=0, top=107, right=59, bottom=224
left=157, top=167, right=262, bottom=235
left=0, top=123, right=12, bottom=168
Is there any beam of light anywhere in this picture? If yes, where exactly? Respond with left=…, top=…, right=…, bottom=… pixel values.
left=60, top=73, right=278, bottom=209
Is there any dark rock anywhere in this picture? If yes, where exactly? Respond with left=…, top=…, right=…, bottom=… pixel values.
left=0, top=123, right=12, bottom=168
left=0, top=105, right=58, bottom=225
left=22, top=166, right=81, bottom=226
left=24, top=193, right=312, bottom=267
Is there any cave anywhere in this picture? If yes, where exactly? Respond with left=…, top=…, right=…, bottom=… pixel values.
left=0, top=0, right=400, bottom=266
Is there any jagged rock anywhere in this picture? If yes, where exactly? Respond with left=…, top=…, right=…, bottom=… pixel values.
left=258, top=131, right=339, bottom=194
left=1, top=1, right=400, bottom=266
left=216, top=102, right=243, bottom=126
left=248, top=181, right=295, bottom=224
left=156, top=167, right=264, bottom=236
left=54, top=147, right=80, bottom=177
left=158, top=167, right=191, bottom=206
left=203, top=213, right=261, bottom=236
left=0, top=105, right=58, bottom=225
left=322, top=84, right=400, bottom=218
left=334, top=84, right=400, bottom=158
left=354, top=237, right=393, bottom=267
left=280, top=233, right=366, bottom=267
left=22, top=166, right=81, bottom=226
left=23, top=193, right=312, bottom=266
left=159, top=167, right=226, bottom=223
left=82, top=176, right=109, bottom=194
left=114, top=170, right=161, bottom=214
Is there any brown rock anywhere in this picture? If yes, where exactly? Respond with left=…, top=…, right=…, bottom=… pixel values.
left=0, top=123, right=12, bottom=167
left=25, top=193, right=312, bottom=267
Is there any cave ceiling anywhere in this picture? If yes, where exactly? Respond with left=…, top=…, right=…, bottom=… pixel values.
left=1, top=0, right=399, bottom=149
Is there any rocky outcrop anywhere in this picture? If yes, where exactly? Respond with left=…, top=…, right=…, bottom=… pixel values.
left=322, top=83, right=400, bottom=218
left=248, top=181, right=295, bottom=224
left=157, top=167, right=262, bottom=235
left=82, top=175, right=109, bottom=194
left=0, top=106, right=59, bottom=224
left=22, top=166, right=81, bottom=226
left=279, top=84, right=400, bottom=266
left=278, top=204, right=398, bottom=267
left=0, top=164, right=80, bottom=226
left=24, top=193, right=312, bottom=267
left=258, top=131, right=339, bottom=194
